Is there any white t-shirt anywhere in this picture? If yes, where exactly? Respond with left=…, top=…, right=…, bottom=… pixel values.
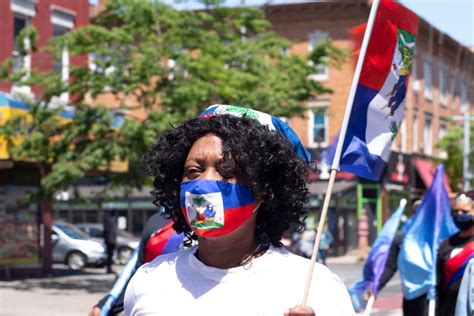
left=124, top=245, right=355, bottom=316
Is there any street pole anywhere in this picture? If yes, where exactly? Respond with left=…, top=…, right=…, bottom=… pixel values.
left=453, top=112, right=473, bottom=192
left=463, top=110, right=471, bottom=191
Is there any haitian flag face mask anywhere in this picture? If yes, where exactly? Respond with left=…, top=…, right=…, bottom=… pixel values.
left=180, top=179, right=258, bottom=237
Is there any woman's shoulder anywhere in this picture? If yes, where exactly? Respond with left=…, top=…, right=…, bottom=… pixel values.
left=268, top=246, right=346, bottom=285
left=137, top=246, right=194, bottom=274
left=266, top=246, right=333, bottom=274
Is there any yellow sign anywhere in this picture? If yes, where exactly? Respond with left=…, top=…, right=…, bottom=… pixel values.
left=0, top=106, right=128, bottom=173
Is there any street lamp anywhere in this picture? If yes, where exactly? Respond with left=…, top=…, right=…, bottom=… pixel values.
left=452, top=110, right=474, bottom=192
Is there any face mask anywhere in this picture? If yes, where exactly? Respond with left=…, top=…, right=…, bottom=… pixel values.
left=180, top=179, right=259, bottom=237
left=452, top=213, right=473, bottom=231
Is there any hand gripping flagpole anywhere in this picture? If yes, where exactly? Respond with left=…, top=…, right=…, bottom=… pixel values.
left=300, top=0, right=381, bottom=306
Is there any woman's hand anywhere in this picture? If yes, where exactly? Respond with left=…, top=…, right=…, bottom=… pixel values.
left=88, top=307, right=101, bottom=316
left=284, top=305, right=315, bottom=315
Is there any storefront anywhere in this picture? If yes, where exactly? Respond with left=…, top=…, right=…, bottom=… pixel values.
left=307, top=179, right=358, bottom=255
left=53, top=186, right=160, bottom=235
left=0, top=163, right=44, bottom=278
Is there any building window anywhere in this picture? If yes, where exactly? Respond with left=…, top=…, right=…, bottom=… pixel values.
left=12, top=14, right=29, bottom=72
left=411, top=54, right=420, bottom=91
left=52, top=24, right=69, bottom=74
left=423, top=60, right=432, bottom=100
left=10, top=0, right=36, bottom=97
left=423, top=113, right=433, bottom=156
left=308, top=104, right=328, bottom=147
left=50, top=8, right=75, bottom=104
left=400, top=119, right=407, bottom=152
left=412, top=112, right=418, bottom=152
left=439, top=66, right=446, bottom=106
left=439, top=118, right=447, bottom=158
left=307, top=30, right=329, bottom=81
left=460, top=77, right=467, bottom=111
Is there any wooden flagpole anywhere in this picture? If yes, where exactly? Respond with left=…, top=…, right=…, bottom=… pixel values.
left=300, top=0, right=381, bottom=306
left=363, top=295, right=376, bottom=316
left=428, top=299, right=436, bottom=316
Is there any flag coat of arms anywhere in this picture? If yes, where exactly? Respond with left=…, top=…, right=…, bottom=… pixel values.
left=339, top=0, right=419, bottom=180
left=180, top=180, right=257, bottom=237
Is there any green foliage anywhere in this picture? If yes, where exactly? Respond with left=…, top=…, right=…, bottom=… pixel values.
left=436, top=122, right=474, bottom=191
left=0, top=0, right=346, bottom=199
left=0, top=101, right=122, bottom=199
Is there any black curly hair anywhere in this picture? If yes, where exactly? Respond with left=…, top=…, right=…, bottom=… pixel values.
left=144, top=115, right=309, bottom=247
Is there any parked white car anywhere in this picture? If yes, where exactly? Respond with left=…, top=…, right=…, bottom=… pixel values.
left=52, top=221, right=107, bottom=270
left=75, top=223, right=139, bottom=264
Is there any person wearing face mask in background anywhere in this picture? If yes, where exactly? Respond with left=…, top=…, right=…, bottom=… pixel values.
left=436, top=193, right=474, bottom=316
left=124, top=105, right=355, bottom=316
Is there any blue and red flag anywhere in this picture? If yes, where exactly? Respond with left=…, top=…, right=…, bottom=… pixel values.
left=443, top=241, right=474, bottom=289
left=338, top=0, right=418, bottom=180
left=398, top=165, right=458, bottom=300
left=144, top=222, right=184, bottom=262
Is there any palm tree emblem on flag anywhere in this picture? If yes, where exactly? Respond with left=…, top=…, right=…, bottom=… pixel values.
left=185, top=192, right=224, bottom=229
left=382, top=30, right=416, bottom=122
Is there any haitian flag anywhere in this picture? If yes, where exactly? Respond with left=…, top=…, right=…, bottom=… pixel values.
left=338, top=0, right=418, bottom=180
left=180, top=180, right=257, bottom=237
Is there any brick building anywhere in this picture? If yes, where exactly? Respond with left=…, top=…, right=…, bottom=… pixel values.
left=263, top=1, right=474, bottom=253
left=0, top=0, right=90, bottom=277
left=85, top=0, right=473, bottom=254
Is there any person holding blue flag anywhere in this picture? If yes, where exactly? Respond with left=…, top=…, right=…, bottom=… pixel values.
left=348, top=199, right=406, bottom=313
left=398, top=165, right=459, bottom=316
left=436, top=193, right=473, bottom=316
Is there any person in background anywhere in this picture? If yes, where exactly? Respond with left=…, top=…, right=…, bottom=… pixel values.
left=436, top=193, right=474, bottom=316
left=318, top=225, right=333, bottom=265
left=454, top=259, right=473, bottom=316
left=365, top=199, right=428, bottom=316
left=295, top=227, right=316, bottom=259
left=89, top=213, right=181, bottom=316
left=103, top=210, right=118, bottom=274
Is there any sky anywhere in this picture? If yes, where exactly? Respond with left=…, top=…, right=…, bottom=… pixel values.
left=167, top=0, right=474, bottom=47
left=399, top=0, right=474, bottom=47
left=89, top=0, right=474, bottom=47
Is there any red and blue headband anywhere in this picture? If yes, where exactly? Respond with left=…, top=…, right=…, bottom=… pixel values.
left=199, top=104, right=311, bottom=164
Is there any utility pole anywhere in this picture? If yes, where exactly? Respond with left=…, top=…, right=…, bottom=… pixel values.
left=453, top=109, right=473, bottom=192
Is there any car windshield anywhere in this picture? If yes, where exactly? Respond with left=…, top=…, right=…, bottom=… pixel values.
left=56, top=223, right=89, bottom=240
left=87, top=227, right=103, bottom=238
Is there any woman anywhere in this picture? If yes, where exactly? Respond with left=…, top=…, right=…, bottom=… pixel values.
left=124, top=105, right=354, bottom=315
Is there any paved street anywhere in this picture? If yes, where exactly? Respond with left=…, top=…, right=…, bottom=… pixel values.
left=1, top=258, right=402, bottom=315
left=1, top=264, right=122, bottom=316
left=328, top=263, right=402, bottom=316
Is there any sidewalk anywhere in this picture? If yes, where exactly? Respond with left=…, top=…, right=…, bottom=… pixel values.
left=0, top=264, right=121, bottom=316
left=326, top=249, right=362, bottom=265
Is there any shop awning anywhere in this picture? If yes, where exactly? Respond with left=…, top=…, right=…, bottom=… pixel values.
left=412, top=157, right=452, bottom=193
left=0, top=91, right=127, bottom=171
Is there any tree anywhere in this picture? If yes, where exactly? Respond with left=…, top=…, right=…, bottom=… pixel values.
left=63, top=0, right=345, bottom=179
left=0, top=0, right=346, bottom=201
left=436, top=122, right=474, bottom=191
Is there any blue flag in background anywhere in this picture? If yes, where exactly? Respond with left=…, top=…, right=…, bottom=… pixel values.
left=398, top=165, right=458, bottom=300
left=349, top=201, right=405, bottom=310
